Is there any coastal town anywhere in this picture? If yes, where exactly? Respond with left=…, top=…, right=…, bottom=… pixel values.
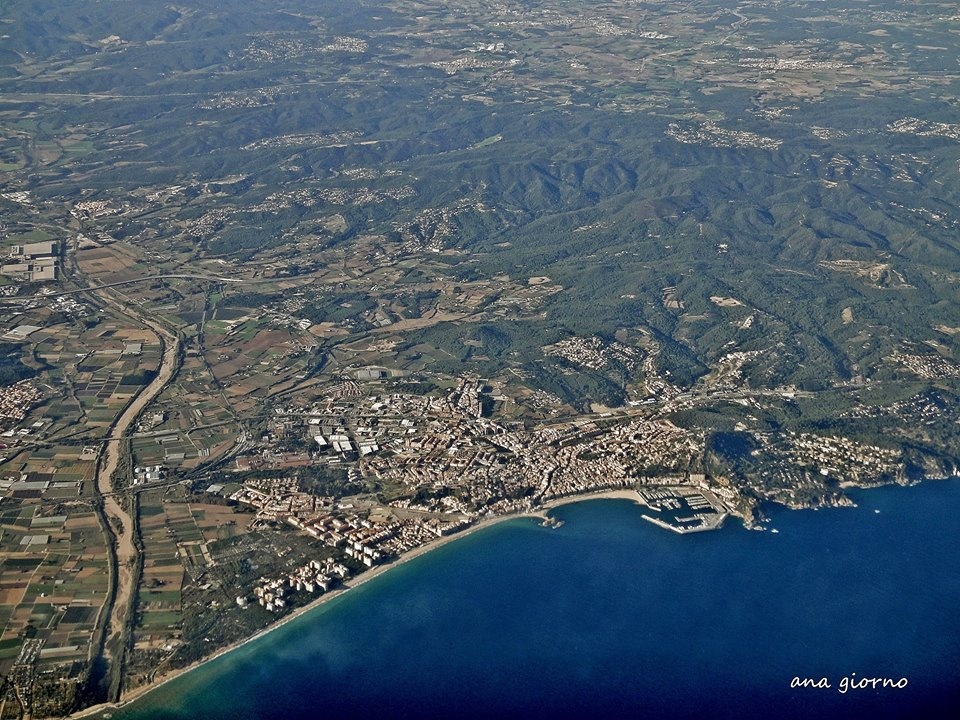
left=0, top=239, right=933, bottom=720
left=0, top=332, right=919, bottom=716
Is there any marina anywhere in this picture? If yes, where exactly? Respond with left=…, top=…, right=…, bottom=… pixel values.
left=635, top=486, right=729, bottom=533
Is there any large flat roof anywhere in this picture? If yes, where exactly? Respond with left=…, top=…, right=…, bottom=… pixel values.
left=22, top=240, right=57, bottom=257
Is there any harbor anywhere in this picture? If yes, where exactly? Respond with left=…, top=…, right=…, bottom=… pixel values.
left=634, top=486, right=729, bottom=534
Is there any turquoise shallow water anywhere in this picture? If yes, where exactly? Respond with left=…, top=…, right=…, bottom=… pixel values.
left=112, top=479, right=960, bottom=720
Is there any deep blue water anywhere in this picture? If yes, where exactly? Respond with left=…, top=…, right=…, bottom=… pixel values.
left=112, top=480, right=960, bottom=720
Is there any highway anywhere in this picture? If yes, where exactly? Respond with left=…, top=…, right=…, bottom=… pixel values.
left=0, top=273, right=242, bottom=302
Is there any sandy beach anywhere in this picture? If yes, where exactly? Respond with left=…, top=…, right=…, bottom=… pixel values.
left=542, top=489, right=642, bottom=510
left=69, top=489, right=643, bottom=719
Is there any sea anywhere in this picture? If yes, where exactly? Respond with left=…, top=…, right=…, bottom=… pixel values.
left=109, top=479, right=960, bottom=720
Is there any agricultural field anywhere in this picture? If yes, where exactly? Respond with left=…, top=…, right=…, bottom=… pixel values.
left=0, top=500, right=109, bottom=679
left=126, top=485, right=259, bottom=689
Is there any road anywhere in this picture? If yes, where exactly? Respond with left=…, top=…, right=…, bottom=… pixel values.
left=0, top=273, right=242, bottom=302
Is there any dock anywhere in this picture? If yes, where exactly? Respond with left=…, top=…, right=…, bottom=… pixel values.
left=636, top=486, right=729, bottom=534
left=642, top=512, right=728, bottom=534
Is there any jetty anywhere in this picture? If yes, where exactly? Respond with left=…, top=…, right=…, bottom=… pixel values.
left=641, top=512, right=728, bottom=534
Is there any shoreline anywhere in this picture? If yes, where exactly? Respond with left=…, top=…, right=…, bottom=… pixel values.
left=62, top=477, right=960, bottom=717
left=69, top=490, right=644, bottom=719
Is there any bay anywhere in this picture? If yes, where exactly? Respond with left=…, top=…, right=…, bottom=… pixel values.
left=111, top=479, right=960, bottom=719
